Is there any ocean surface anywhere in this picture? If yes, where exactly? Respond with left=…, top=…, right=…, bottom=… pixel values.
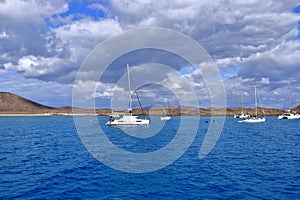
left=0, top=115, right=299, bottom=199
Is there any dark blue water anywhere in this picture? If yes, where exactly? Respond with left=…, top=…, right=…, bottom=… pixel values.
left=0, top=116, right=299, bottom=199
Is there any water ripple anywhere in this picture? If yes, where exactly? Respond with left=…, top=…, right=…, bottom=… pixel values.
left=0, top=116, right=299, bottom=199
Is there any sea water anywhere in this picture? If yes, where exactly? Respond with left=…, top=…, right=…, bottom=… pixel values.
left=0, top=116, right=299, bottom=199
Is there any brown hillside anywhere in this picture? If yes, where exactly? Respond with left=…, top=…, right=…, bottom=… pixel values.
left=294, top=105, right=300, bottom=112
left=0, top=92, right=297, bottom=116
left=0, top=92, right=55, bottom=113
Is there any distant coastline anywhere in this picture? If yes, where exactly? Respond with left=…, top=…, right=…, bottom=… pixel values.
left=0, top=92, right=299, bottom=116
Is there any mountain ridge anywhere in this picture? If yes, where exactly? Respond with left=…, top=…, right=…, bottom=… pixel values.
left=0, top=92, right=55, bottom=113
left=0, top=92, right=298, bottom=116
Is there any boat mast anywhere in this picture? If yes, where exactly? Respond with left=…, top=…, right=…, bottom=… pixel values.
left=254, top=86, right=257, bottom=116
left=165, top=99, right=169, bottom=115
left=288, top=80, right=291, bottom=112
left=295, top=94, right=298, bottom=112
left=241, top=94, right=244, bottom=113
left=127, top=64, right=132, bottom=113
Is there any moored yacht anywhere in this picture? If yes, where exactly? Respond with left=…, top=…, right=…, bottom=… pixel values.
left=106, top=64, right=150, bottom=126
left=277, top=82, right=300, bottom=120
left=278, top=111, right=300, bottom=120
left=234, top=94, right=250, bottom=119
left=241, top=86, right=266, bottom=123
left=160, top=99, right=171, bottom=121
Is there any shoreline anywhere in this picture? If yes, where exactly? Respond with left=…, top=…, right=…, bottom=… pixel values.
left=0, top=113, right=99, bottom=116
left=0, top=106, right=297, bottom=117
left=0, top=113, right=285, bottom=117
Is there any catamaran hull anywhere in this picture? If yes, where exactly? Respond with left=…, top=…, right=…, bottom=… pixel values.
left=278, top=114, right=300, bottom=120
left=241, top=118, right=266, bottom=123
left=106, top=115, right=150, bottom=126
left=106, top=120, right=150, bottom=126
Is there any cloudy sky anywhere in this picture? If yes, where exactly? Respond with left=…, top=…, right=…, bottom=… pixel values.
left=0, top=0, right=300, bottom=109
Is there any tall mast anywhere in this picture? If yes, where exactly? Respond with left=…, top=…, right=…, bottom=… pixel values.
left=241, top=94, right=244, bottom=113
left=288, top=80, right=291, bottom=111
left=166, top=99, right=169, bottom=115
left=295, top=94, right=297, bottom=112
left=127, top=64, right=132, bottom=112
left=254, top=86, right=257, bottom=116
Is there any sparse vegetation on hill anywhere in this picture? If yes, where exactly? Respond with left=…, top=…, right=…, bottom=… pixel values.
left=0, top=92, right=297, bottom=116
left=0, top=92, right=54, bottom=113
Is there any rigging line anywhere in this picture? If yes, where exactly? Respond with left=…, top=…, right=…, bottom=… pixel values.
left=257, top=90, right=266, bottom=116
left=135, top=89, right=144, bottom=114
left=129, top=76, right=145, bottom=114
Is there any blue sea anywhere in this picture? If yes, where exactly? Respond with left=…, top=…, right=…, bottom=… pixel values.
left=0, top=116, right=299, bottom=199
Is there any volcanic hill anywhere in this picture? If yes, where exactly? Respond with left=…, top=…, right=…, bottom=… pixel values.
left=0, top=92, right=295, bottom=116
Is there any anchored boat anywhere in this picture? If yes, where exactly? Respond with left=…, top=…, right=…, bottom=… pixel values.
left=106, top=64, right=150, bottom=126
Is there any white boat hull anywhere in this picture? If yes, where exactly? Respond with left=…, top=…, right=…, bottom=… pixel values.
left=106, top=114, right=149, bottom=126
left=160, top=115, right=171, bottom=121
left=234, top=113, right=250, bottom=119
left=278, top=113, right=300, bottom=120
left=241, top=117, right=266, bottom=123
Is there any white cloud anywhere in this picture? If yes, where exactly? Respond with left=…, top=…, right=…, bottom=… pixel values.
left=0, top=0, right=300, bottom=108
left=0, top=72, right=73, bottom=107
left=88, top=3, right=108, bottom=13
left=0, top=31, right=9, bottom=39
left=0, top=0, right=67, bottom=22
left=0, top=0, right=69, bottom=75
left=162, top=6, right=197, bottom=21
left=52, top=18, right=122, bottom=65
left=238, top=40, right=300, bottom=81
left=4, top=55, right=65, bottom=77
left=54, top=19, right=122, bottom=41
left=259, top=77, right=270, bottom=85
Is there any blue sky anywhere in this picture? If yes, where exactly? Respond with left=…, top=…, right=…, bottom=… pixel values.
left=0, top=0, right=300, bottom=109
left=46, top=1, right=106, bottom=28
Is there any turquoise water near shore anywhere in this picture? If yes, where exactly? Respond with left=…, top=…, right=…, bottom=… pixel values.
left=0, top=116, right=299, bottom=199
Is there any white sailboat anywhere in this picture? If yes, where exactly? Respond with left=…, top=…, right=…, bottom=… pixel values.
left=160, top=115, right=171, bottom=121
left=160, top=99, right=171, bottom=121
left=233, top=94, right=250, bottom=119
left=106, top=64, right=150, bottom=126
left=241, top=86, right=266, bottom=123
left=278, top=81, right=300, bottom=120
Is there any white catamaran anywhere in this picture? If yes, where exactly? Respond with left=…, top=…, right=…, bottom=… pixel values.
left=241, top=86, right=266, bottom=123
left=106, top=64, right=150, bottom=126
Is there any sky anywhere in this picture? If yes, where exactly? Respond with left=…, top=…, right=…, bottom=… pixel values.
left=0, top=0, right=300, bottom=109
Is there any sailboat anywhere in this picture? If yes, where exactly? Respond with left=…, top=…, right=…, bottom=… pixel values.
left=160, top=99, right=171, bottom=121
left=278, top=81, right=300, bottom=120
left=233, top=94, right=250, bottom=119
left=106, top=64, right=150, bottom=126
left=241, top=86, right=266, bottom=123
